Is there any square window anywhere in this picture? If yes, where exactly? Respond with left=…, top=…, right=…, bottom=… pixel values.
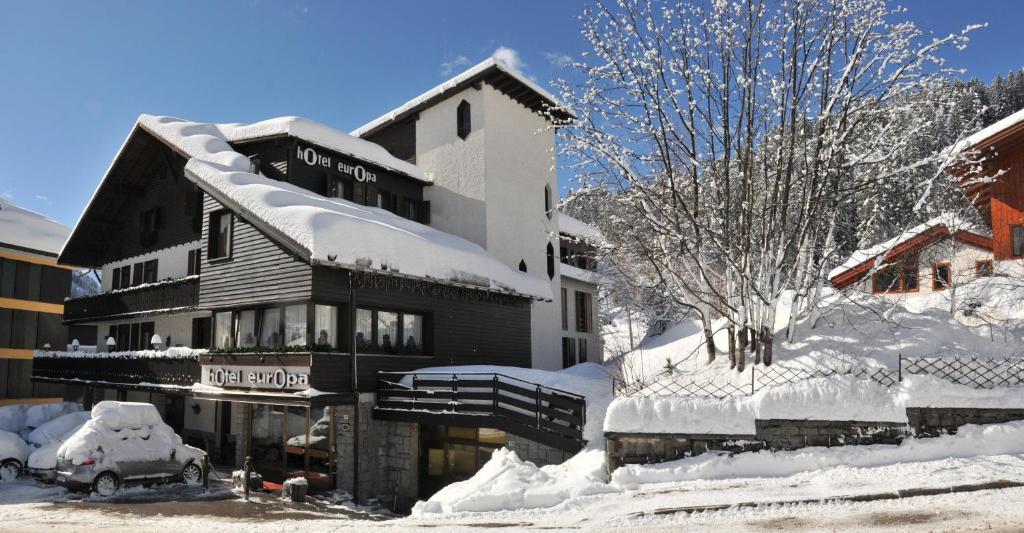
left=1013, top=226, right=1024, bottom=257
left=976, top=260, right=994, bottom=278
left=932, top=263, right=951, bottom=290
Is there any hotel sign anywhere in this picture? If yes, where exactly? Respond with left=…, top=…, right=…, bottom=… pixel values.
left=201, top=364, right=310, bottom=391
left=296, top=144, right=378, bottom=183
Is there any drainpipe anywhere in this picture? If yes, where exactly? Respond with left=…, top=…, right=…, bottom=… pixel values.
left=349, top=271, right=360, bottom=502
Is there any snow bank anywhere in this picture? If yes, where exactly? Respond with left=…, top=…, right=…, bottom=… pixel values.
left=0, top=430, right=30, bottom=464
left=612, top=420, right=1024, bottom=487
left=412, top=449, right=613, bottom=515
left=0, top=199, right=70, bottom=255
left=24, top=402, right=81, bottom=429
left=27, top=411, right=90, bottom=446
left=0, top=405, right=31, bottom=433
left=606, top=375, right=906, bottom=435
left=136, top=115, right=550, bottom=300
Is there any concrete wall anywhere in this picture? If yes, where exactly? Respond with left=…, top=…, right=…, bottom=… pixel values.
left=100, top=240, right=200, bottom=292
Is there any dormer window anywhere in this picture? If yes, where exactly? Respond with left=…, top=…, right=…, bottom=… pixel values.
left=457, top=100, right=471, bottom=140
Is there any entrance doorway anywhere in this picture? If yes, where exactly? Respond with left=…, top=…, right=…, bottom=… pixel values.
left=246, top=404, right=336, bottom=491
left=419, top=425, right=507, bottom=498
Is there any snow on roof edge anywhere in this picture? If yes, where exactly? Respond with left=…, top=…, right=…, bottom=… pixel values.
left=351, top=57, right=575, bottom=138
left=0, top=198, right=71, bottom=256
left=560, top=214, right=605, bottom=243
left=956, top=107, right=1024, bottom=151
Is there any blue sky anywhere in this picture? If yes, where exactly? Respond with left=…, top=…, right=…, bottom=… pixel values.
left=0, top=0, right=1020, bottom=227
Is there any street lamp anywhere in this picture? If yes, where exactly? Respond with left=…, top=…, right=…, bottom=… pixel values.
left=106, top=336, right=116, bottom=351
left=150, top=334, right=163, bottom=350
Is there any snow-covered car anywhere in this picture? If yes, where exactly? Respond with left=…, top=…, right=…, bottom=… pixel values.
left=0, top=430, right=30, bottom=481
left=54, top=401, right=207, bottom=496
left=27, top=413, right=91, bottom=483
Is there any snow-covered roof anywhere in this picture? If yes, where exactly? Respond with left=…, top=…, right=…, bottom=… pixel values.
left=352, top=57, right=575, bottom=138
left=226, top=116, right=425, bottom=182
left=956, top=107, right=1024, bottom=151
left=138, top=115, right=551, bottom=300
left=829, top=214, right=989, bottom=280
left=560, top=263, right=603, bottom=286
left=560, top=214, right=605, bottom=244
left=0, top=199, right=70, bottom=256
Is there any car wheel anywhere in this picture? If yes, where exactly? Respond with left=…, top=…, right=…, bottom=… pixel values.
left=181, top=463, right=202, bottom=485
left=93, top=472, right=119, bottom=497
left=0, top=460, right=20, bottom=482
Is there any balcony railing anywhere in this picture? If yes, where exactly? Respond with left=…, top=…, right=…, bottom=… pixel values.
left=32, top=351, right=200, bottom=390
left=64, top=276, right=199, bottom=323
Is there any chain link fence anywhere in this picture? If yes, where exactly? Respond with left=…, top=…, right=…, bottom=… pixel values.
left=614, top=355, right=1024, bottom=398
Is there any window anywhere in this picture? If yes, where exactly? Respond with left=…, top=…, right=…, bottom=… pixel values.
left=575, top=291, right=592, bottom=333
left=142, top=259, right=158, bottom=284
left=208, top=211, right=233, bottom=260
left=376, top=190, right=395, bottom=212
left=129, top=323, right=141, bottom=351
left=354, top=308, right=427, bottom=354
left=116, top=323, right=130, bottom=351
left=976, top=260, right=994, bottom=278
left=547, top=242, right=555, bottom=280
left=872, top=263, right=919, bottom=293
left=561, top=287, right=568, bottom=331
left=314, top=304, right=337, bottom=349
left=132, top=262, right=144, bottom=286
left=111, top=266, right=122, bottom=291
left=1013, top=225, right=1024, bottom=257
left=119, top=267, right=131, bottom=290
left=544, top=185, right=552, bottom=220
left=284, top=304, right=307, bottom=347
left=561, top=337, right=576, bottom=369
left=259, top=307, right=282, bottom=347
left=191, top=317, right=211, bottom=349
left=519, top=260, right=528, bottom=273
left=931, top=263, right=951, bottom=291
left=187, top=249, right=202, bottom=276
left=140, top=208, right=161, bottom=245
left=0, top=260, right=15, bottom=297
left=457, top=100, right=471, bottom=139
left=353, top=181, right=367, bottom=206
left=236, top=309, right=257, bottom=348
left=214, top=311, right=233, bottom=349
left=578, top=338, right=588, bottom=363
left=139, top=322, right=154, bottom=350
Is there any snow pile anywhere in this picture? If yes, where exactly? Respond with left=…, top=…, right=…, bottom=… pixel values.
left=612, top=420, right=1024, bottom=487
left=559, top=214, right=605, bottom=243
left=0, top=199, right=70, bottom=255
left=412, top=449, right=613, bottom=515
left=283, top=477, right=308, bottom=487
left=27, top=411, right=90, bottom=446
left=58, top=401, right=203, bottom=468
left=0, top=405, right=31, bottom=433
left=829, top=213, right=987, bottom=279
left=136, top=115, right=550, bottom=300
left=606, top=375, right=906, bottom=435
left=401, top=363, right=613, bottom=442
left=29, top=418, right=88, bottom=471
left=24, top=402, right=81, bottom=430
left=0, top=430, right=30, bottom=464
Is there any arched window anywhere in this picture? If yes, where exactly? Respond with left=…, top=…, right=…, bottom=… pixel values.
left=544, top=184, right=552, bottom=219
left=457, top=100, right=471, bottom=140
left=546, top=242, right=555, bottom=279
left=518, top=259, right=528, bottom=273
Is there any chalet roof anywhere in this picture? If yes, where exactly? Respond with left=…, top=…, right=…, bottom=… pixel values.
left=0, top=198, right=70, bottom=256
left=88, top=115, right=550, bottom=300
left=352, top=57, right=575, bottom=139
left=829, top=214, right=992, bottom=289
left=954, top=107, right=1024, bottom=152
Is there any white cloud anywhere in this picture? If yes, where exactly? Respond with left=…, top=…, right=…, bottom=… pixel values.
left=35, top=194, right=50, bottom=205
left=1, top=190, right=12, bottom=200
left=492, top=46, right=527, bottom=72
left=441, top=55, right=470, bottom=76
left=544, top=52, right=573, bottom=68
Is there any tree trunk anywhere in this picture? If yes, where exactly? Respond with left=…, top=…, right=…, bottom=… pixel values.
left=753, top=327, right=762, bottom=365
left=728, top=326, right=737, bottom=370
left=703, top=320, right=716, bottom=365
left=737, top=326, right=748, bottom=353
left=761, top=325, right=774, bottom=366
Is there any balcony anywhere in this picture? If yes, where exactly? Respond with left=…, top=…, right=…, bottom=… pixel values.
left=64, top=276, right=199, bottom=323
left=32, top=350, right=200, bottom=391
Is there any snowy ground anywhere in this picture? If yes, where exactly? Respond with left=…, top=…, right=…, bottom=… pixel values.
left=0, top=452, right=1022, bottom=531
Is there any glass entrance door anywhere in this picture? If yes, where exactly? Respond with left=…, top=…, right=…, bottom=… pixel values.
left=247, top=404, right=335, bottom=490
left=419, top=425, right=508, bottom=499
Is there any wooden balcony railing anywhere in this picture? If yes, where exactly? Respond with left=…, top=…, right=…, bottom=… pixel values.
left=32, top=352, right=200, bottom=389
left=64, top=276, right=199, bottom=323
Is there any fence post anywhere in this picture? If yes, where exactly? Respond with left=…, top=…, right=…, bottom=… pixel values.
left=411, top=374, right=418, bottom=410
left=751, top=365, right=756, bottom=395
left=898, top=353, right=902, bottom=382
left=492, top=375, right=499, bottom=414
left=535, top=386, right=542, bottom=428
left=452, top=374, right=458, bottom=408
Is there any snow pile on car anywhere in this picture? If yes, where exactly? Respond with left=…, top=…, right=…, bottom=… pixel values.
left=58, top=402, right=203, bottom=467
left=412, top=448, right=614, bottom=515
left=25, top=402, right=81, bottom=431
left=0, top=430, right=30, bottom=466
left=27, top=411, right=91, bottom=446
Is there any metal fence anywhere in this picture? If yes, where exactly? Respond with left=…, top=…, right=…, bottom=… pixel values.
left=614, top=355, right=1024, bottom=399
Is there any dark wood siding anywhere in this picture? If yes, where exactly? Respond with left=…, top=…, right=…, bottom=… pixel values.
left=364, top=119, right=417, bottom=164
left=198, top=195, right=312, bottom=309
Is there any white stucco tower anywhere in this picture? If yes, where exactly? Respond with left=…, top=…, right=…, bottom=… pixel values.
left=354, top=58, right=573, bottom=370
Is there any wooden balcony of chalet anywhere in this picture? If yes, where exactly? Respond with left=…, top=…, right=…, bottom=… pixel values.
left=31, top=350, right=200, bottom=392
left=63, top=276, right=199, bottom=324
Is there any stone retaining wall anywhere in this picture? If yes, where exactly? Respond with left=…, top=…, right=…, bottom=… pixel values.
left=906, top=407, right=1024, bottom=437
left=756, top=419, right=908, bottom=450
left=605, top=432, right=760, bottom=472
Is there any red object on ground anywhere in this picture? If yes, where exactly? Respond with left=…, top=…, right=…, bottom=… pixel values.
left=262, top=481, right=284, bottom=491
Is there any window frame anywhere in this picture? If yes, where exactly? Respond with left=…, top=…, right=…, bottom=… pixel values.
left=574, top=290, right=593, bottom=333
left=975, top=259, right=994, bottom=278
left=871, top=261, right=921, bottom=294
left=208, top=210, right=234, bottom=261
left=142, top=259, right=158, bottom=284
left=1012, top=225, right=1024, bottom=258
left=456, top=100, right=471, bottom=140
left=354, top=306, right=429, bottom=356
left=931, top=262, right=952, bottom=291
